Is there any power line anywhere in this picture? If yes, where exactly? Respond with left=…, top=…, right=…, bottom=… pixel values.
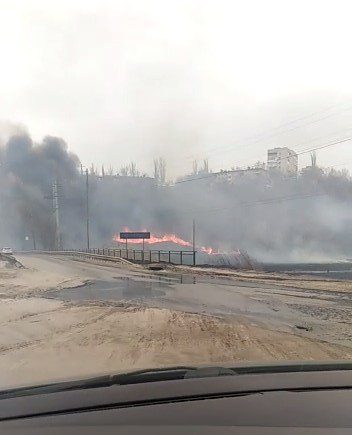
left=184, top=102, right=352, bottom=162
left=170, top=126, right=352, bottom=173
left=200, top=192, right=328, bottom=215
left=249, top=102, right=350, bottom=133
left=280, top=127, right=352, bottom=154
left=273, top=136, right=352, bottom=164
left=175, top=135, right=352, bottom=184
left=187, top=188, right=351, bottom=216
left=176, top=190, right=338, bottom=217
left=175, top=171, right=234, bottom=184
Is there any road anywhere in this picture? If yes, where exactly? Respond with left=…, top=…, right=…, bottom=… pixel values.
left=0, top=252, right=350, bottom=387
left=18, top=253, right=352, bottom=348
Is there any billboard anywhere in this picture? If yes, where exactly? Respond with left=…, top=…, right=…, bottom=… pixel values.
left=119, top=232, right=151, bottom=240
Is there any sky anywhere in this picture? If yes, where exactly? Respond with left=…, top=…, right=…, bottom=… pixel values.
left=1, top=0, right=352, bottom=178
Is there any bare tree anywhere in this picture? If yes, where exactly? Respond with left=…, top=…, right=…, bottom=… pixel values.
left=107, top=165, right=114, bottom=176
left=153, top=158, right=159, bottom=180
left=120, top=165, right=129, bottom=176
left=153, top=157, right=166, bottom=182
left=159, top=157, right=166, bottom=182
left=192, top=160, right=198, bottom=175
left=310, top=151, right=317, bottom=167
left=200, top=159, right=209, bottom=173
left=128, top=161, right=139, bottom=177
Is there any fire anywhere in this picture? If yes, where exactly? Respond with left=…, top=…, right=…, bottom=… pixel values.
left=112, top=228, right=192, bottom=247
left=112, top=227, right=240, bottom=256
left=200, top=246, right=238, bottom=255
left=200, top=246, right=219, bottom=255
left=148, top=233, right=192, bottom=246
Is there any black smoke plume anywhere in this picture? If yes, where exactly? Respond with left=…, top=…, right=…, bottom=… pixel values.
left=1, top=129, right=352, bottom=262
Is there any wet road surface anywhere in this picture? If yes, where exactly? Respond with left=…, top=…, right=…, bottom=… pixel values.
left=19, top=254, right=352, bottom=348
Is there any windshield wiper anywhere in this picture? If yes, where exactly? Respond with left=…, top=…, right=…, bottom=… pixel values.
left=2, top=362, right=352, bottom=400
left=0, top=366, right=236, bottom=399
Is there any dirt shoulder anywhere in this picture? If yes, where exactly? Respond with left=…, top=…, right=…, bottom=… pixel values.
left=0, top=264, right=86, bottom=298
left=0, top=297, right=351, bottom=388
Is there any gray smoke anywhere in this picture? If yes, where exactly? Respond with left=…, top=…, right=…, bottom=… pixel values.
left=1, top=129, right=352, bottom=262
left=0, top=132, right=81, bottom=249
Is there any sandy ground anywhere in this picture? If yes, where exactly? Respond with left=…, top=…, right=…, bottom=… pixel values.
left=1, top=257, right=352, bottom=389
left=0, top=264, right=86, bottom=297
left=0, top=297, right=351, bottom=388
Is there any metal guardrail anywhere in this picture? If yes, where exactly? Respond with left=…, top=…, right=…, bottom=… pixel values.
left=23, top=248, right=197, bottom=266
left=81, top=248, right=196, bottom=265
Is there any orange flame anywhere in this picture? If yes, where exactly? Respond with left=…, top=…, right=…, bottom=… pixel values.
left=200, top=246, right=219, bottom=255
left=112, top=228, right=240, bottom=256
left=112, top=228, right=192, bottom=247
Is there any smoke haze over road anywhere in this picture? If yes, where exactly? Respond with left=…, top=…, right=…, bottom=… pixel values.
left=1, top=127, right=352, bottom=262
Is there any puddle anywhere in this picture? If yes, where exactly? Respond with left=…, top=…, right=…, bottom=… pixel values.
left=46, top=277, right=172, bottom=302
left=113, top=274, right=198, bottom=285
left=45, top=273, right=296, bottom=328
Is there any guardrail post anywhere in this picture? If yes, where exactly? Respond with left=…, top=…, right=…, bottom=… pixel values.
left=133, top=250, right=136, bottom=261
left=168, top=251, right=171, bottom=263
left=142, top=250, right=144, bottom=263
left=119, top=249, right=122, bottom=258
left=126, top=249, right=129, bottom=260
left=180, top=251, right=183, bottom=265
left=158, top=250, right=161, bottom=263
left=149, top=250, right=152, bottom=263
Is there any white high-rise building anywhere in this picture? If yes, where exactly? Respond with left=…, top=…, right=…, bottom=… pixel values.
left=267, top=147, right=298, bottom=175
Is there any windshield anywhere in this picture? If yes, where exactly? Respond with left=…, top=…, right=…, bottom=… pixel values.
left=1, top=0, right=352, bottom=390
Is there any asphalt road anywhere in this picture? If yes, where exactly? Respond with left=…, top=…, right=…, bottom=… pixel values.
left=17, top=254, right=352, bottom=348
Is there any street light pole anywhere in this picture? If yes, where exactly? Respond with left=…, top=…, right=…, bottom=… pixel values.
left=192, top=218, right=196, bottom=266
left=86, top=169, right=90, bottom=250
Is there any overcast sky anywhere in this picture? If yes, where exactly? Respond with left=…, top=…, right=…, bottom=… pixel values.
left=1, top=0, right=352, bottom=178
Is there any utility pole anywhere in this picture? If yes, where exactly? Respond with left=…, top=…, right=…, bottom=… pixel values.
left=52, top=180, right=62, bottom=250
left=192, top=218, right=196, bottom=266
left=86, top=169, right=90, bottom=250
left=32, top=230, right=36, bottom=250
left=27, top=210, right=36, bottom=250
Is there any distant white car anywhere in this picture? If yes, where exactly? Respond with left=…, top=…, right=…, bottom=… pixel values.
left=1, top=247, right=13, bottom=255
